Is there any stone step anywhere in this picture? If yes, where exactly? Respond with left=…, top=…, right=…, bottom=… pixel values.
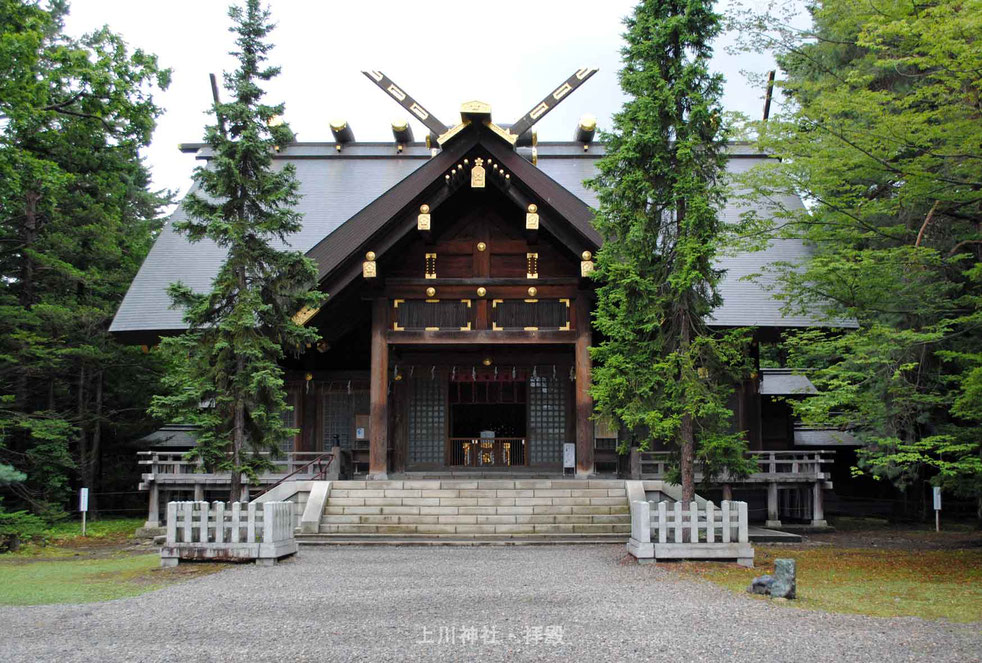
left=328, top=479, right=625, bottom=491
left=296, top=533, right=627, bottom=545
left=322, top=513, right=629, bottom=525
left=324, top=504, right=629, bottom=516
left=318, top=523, right=631, bottom=535
left=328, top=488, right=628, bottom=499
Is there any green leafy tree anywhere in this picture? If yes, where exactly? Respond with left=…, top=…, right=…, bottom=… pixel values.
left=150, top=0, right=323, bottom=502
left=588, top=0, right=753, bottom=503
left=0, top=0, right=170, bottom=516
left=731, top=0, right=982, bottom=518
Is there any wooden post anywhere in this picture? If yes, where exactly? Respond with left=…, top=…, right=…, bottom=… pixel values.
left=722, top=484, right=733, bottom=502
left=194, top=484, right=204, bottom=502
left=369, top=297, right=389, bottom=479
left=574, top=296, right=594, bottom=477
left=766, top=482, right=781, bottom=528
left=811, top=480, right=827, bottom=527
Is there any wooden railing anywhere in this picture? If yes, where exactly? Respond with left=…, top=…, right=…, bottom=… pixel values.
left=446, top=438, right=527, bottom=467
left=633, top=450, right=834, bottom=483
left=138, top=450, right=339, bottom=488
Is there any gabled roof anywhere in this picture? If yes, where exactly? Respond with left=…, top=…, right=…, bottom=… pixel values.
left=110, top=133, right=835, bottom=342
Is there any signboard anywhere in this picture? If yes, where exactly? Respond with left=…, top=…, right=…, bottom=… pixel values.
left=563, top=443, right=575, bottom=470
left=79, top=487, right=89, bottom=537
left=933, top=486, right=942, bottom=532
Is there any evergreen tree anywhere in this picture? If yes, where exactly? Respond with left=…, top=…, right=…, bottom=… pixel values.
left=0, top=0, right=170, bottom=516
left=150, top=0, right=323, bottom=502
left=731, top=0, right=982, bottom=519
left=588, top=0, right=753, bottom=503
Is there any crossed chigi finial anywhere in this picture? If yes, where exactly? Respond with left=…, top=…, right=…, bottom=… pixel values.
left=361, top=68, right=598, bottom=146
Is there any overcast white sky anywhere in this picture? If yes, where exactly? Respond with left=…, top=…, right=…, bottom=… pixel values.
left=63, top=0, right=776, bottom=198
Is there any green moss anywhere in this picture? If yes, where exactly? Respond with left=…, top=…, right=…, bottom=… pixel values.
left=0, top=552, right=228, bottom=605
left=677, top=545, right=982, bottom=623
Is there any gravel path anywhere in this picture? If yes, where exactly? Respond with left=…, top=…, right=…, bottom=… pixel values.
left=2, top=545, right=980, bottom=662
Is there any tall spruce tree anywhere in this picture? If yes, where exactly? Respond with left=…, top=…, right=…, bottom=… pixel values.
left=588, top=0, right=753, bottom=503
left=150, top=0, right=323, bottom=502
left=0, top=0, right=170, bottom=516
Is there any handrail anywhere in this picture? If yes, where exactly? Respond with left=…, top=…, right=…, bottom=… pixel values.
left=243, top=451, right=335, bottom=500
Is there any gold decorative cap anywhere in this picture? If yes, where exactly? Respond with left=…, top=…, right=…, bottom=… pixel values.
left=392, top=119, right=409, bottom=131
left=366, top=251, right=376, bottom=261
left=579, top=114, right=597, bottom=131
left=425, top=287, right=436, bottom=297
left=581, top=250, right=592, bottom=261
left=330, top=119, right=348, bottom=131
left=420, top=204, right=430, bottom=214
left=528, top=204, right=538, bottom=213
left=477, top=286, right=487, bottom=297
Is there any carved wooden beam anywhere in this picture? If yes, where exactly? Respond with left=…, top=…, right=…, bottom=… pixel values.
left=508, top=68, right=598, bottom=138
left=362, top=71, right=449, bottom=137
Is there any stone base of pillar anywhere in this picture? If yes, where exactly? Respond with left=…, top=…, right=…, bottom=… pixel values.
left=765, top=520, right=783, bottom=529
left=810, top=519, right=828, bottom=528
left=367, top=472, right=388, bottom=481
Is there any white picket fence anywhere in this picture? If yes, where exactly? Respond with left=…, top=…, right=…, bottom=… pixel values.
left=160, top=501, right=296, bottom=567
left=627, top=500, right=754, bottom=567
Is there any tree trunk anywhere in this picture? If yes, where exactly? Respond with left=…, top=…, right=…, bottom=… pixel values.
left=89, top=371, right=103, bottom=516
left=230, top=265, right=247, bottom=503
left=677, top=194, right=695, bottom=507
left=680, top=315, right=695, bottom=505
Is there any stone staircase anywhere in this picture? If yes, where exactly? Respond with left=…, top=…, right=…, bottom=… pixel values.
left=298, top=479, right=631, bottom=544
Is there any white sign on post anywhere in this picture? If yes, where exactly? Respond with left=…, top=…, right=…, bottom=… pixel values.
left=933, top=486, right=941, bottom=532
left=563, top=443, right=576, bottom=472
left=79, top=488, right=89, bottom=537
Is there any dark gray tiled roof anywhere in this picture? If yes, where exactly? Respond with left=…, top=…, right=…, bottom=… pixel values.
left=759, top=368, right=819, bottom=396
left=110, top=142, right=833, bottom=336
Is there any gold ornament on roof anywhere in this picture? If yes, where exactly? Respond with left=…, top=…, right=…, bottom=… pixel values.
left=471, top=157, right=486, bottom=188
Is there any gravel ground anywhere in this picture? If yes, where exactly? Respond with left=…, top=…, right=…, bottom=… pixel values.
left=2, top=545, right=980, bottom=662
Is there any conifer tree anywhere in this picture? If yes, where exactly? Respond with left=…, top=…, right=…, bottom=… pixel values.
left=150, top=0, right=323, bottom=502
left=588, top=0, right=752, bottom=503
left=0, top=0, right=170, bottom=516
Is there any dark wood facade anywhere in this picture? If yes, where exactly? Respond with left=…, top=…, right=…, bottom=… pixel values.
left=282, top=138, right=599, bottom=477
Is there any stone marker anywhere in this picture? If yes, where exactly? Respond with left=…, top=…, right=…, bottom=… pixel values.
left=748, top=574, right=774, bottom=595
left=747, top=558, right=796, bottom=599
left=771, top=558, right=796, bottom=599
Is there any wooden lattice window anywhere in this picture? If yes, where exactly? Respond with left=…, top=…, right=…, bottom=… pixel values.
left=491, top=299, right=570, bottom=331
left=408, top=376, right=446, bottom=465
left=528, top=375, right=566, bottom=464
left=394, top=299, right=471, bottom=331
left=322, top=388, right=369, bottom=449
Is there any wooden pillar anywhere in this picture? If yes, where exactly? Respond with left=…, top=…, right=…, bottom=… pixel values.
left=574, top=296, right=594, bottom=477
left=811, top=481, right=827, bottom=527
left=194, top=484, right=204, bottom=502
left=766, top=482, right=781, bottom=528
left=369, top=297, right=389, bottom=479
left=145, top=483, right=160, bottom=528
left=722, top=484, right=733, bottom=502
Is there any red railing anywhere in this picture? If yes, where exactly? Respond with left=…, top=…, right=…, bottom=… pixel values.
left=447, top=438, right=527, bottom=467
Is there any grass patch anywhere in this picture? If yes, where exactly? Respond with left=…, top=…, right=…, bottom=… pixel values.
left=44, top=518, right=145, bottom=544
left=0, top=552, right=227, bottom=605
left=676, top=545, right=982, bottom=623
